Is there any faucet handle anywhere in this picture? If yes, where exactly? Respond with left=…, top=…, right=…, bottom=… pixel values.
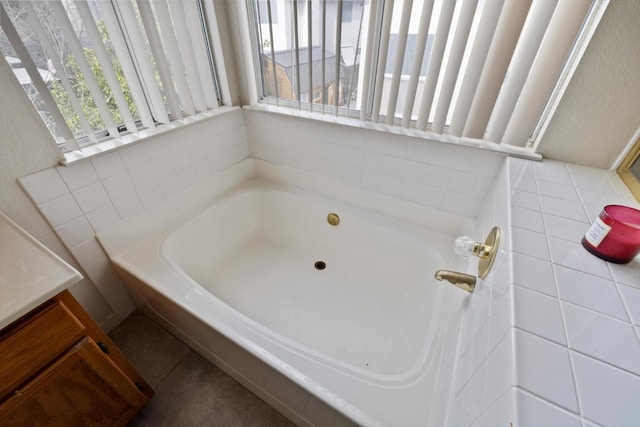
left=454, top=235, right=478, bottom=258
left=453, top=227, right=502, bottom=279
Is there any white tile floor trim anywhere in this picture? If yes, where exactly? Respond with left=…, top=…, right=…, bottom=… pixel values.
left=450, top=157, right=640, bottom=426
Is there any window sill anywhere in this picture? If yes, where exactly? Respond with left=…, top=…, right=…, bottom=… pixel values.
left=61, top=106, right=240, bottom=166
left=243, top=103, right=542, bottom=161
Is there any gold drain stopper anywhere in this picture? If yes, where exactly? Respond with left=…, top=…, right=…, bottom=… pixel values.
left=327, top=213, right=340, bottom=226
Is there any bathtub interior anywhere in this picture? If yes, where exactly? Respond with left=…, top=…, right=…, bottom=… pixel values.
left=99, top=160, right=478, bottom=426
left=161, top=189, right=465, bottom=378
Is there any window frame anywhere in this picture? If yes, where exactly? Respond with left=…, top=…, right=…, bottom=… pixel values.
left=617, top=137, right=640, bottom=203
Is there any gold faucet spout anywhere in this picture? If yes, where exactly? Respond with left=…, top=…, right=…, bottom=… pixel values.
left=434, top=270, right=476, bottom=293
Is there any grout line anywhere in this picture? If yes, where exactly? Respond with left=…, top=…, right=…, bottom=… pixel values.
left=510, top=224, right=548, bottom=236
left=455, top=318, right=491, bottom=394
left=513, top=317, right=640, bottom=380
left=466, top=385, right=513, bottom=426
left=558, top=298, right=632, bottom=325
left=153, top=349, right=195, bottom=391
left=546, top=256, right=612, bottom=281
left=605, top=262, right=640, bottom=345
left=514, top=386, right=582, bottom=417
left=565, top=163, right=599, bottom=233
left=512, top=282, right=632, bottom=325
left=513, top=326, right=567, bottom=349
left=568, top=347, right=640, bottom=379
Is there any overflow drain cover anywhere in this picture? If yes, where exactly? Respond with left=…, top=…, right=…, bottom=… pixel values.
left=314, top=261, right=326, bottom=270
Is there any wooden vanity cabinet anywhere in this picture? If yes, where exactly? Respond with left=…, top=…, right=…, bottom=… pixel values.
left=0, top=290, right=152, bottom=426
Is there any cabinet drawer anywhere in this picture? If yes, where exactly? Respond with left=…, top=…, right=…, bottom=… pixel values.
left=0, top=300, right=85, bottom=399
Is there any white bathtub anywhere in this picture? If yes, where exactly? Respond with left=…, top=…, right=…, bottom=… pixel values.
left=100, top=160, right=472, bottom=426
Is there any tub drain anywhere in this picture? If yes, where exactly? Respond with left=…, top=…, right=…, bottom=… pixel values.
left=314, top=261, right=326, bottom=270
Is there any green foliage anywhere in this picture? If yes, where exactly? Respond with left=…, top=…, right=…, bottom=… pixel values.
left=48, top=21, right=137, bottom=137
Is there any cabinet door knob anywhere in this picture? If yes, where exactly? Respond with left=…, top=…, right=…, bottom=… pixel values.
left=14, top=390, right=22, bottom=398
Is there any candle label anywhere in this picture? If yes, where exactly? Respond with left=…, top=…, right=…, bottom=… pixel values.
left=584, top=218, right=612, bottom=247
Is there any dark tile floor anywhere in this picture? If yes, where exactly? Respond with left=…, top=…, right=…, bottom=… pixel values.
left=109, top=311, right=295, bottom=427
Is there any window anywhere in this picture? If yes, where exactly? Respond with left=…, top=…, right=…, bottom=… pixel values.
left=618, top=137, right=640, bottom=203
left=342, top=1, right=353, bottom=23
left=0, top=0, right=220, bottom=153
left=250, top=0, right=607, bottom=150
left=257, top=0, right=278, bottom=24
left=252, top=0, right=365, bottom=115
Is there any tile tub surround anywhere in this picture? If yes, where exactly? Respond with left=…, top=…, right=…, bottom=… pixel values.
left=18, top=105, right=502, bottom=328
left=244, top=108, right=507, bottom=218
left=18, top=107, right=249, bottom=328
left=450, top=157, right=640, bottom=426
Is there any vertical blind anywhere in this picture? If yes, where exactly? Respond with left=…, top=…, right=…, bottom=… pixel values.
left=251, top=0, right=601, bottom=149
left=0, top=0, right=219, bottom=153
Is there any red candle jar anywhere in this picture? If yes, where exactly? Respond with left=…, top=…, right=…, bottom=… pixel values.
left=581, top=205, right=640, bottom=264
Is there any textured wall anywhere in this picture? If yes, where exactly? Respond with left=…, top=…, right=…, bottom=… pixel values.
left=538, top=1, right=640, bottom=168
left=0, top=59, right=116, bottom=326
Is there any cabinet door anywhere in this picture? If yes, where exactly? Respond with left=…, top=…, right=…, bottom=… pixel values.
left=54, top=290, right=153, bottom=400
left=0, top=300, right=85, bottom=400
left=0, top=338, right=147, bottom=427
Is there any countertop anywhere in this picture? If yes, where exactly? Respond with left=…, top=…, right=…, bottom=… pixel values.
left=0, top=212, right=82, bottom=329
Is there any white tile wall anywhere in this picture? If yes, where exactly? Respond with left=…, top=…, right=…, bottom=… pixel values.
left=548, top=236, right=612, bottom=279
left=619, top=285, right=640, bottom=325
left=514, top=389, right=581, bottom=427
left=485, top=331, right=513, bottom=409
left=56, top=159, right=99, bottom=190
left=512, top=252, right=558, bottom=297
left=72, top=181, right=110, bottom=213
left=102, top=171, right=135, bottom=200
left=512, top=227, right=551, bottom=260
left=571, top=351, right=640, bottom=426
left=112, top=192, right=143, bottom=220
left=471, top=388, right=514, bottom=427
left=449, top=160, right=514, bottom=426
left=38, top=193, right=83, bottom=228
left=244, top=109, right=507, bottom=219
left=609, top=261, right=640, bottom=289
left=515, top=329, right=579, bottom=412
left=450, top=157, right=640, bottom=426
left=513, top=286, right=566, bottom=345
left=18, top=108, right=249, bottom=323
left=554, top=265, right=628, bottom=321
left=562, top=302, right=640, bottom=375
left=18, top=168, right=69, bottom=204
